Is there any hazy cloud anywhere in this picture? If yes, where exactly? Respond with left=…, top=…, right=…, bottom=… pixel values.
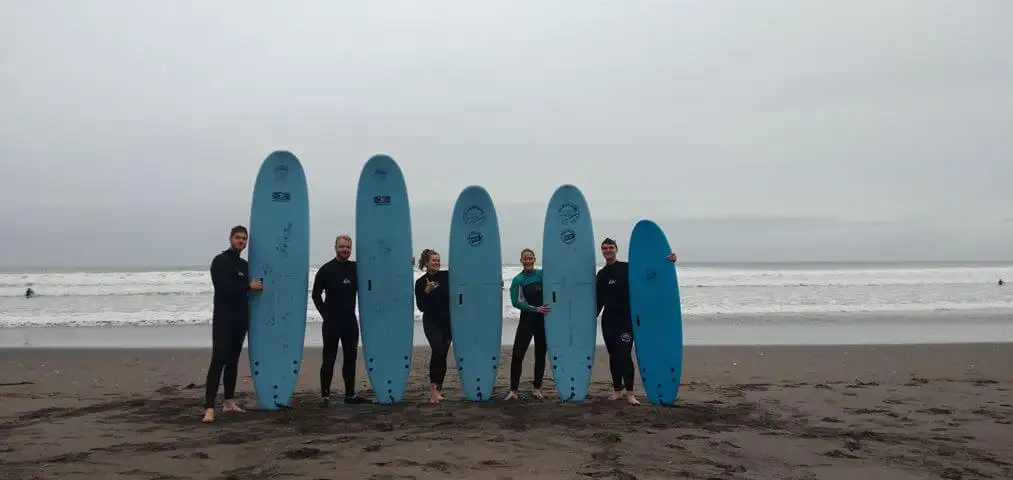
left=1, top=0, right=1011, bottom=267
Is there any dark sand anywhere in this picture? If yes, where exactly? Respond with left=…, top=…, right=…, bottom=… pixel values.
left=1, top=343, right=1011, bottom=479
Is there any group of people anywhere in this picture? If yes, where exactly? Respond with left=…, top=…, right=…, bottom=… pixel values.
left=201, top=225, right=677, bottom=423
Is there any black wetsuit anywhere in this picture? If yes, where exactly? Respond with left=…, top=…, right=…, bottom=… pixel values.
left=205, top=248, right=251, bottom=409
left=414, top=270, right=452, bottom=389
left=311, top=258, right=360, bottom=400
left=596, top=261, right=635, bottom=392
left=508, top=269, right=547, bottom=391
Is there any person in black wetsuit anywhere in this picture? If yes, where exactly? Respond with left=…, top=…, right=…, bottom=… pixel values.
left=596, top=237, right=677, bottom=405
left=505, top=248, right=550, bottom=401
left=311, top=234, right=366, bottom=406
left=414, top=248, right=451, bottom=404
left=202, top=225, right=262, bottom=424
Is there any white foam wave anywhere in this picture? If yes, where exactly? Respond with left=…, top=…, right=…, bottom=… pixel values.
left=2, top=264, right=1011, bottom=328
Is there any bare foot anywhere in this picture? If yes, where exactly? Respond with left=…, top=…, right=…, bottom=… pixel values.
left=505, top=390, right=519, bottom=401
left=201, top=408, right=215, bottom=423
left=625, top=393, right=641, bottom=405
left=531, top=389, right=545, bottom=400
left=429, top=389, right=442, bottom=404
left=608, top=391, right=622, bottom=401
left=222, top=400, right=245, bottom=413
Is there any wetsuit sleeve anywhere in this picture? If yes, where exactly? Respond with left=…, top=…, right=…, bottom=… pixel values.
left=414, top=277, right=429, bottom=312
left=595, top=270, right=605, bottom=317
left=210, top=255, right=250, bottom=295
left=311, top=265, right=326, bottom=317
left=509, top=276, right=538, bottom=313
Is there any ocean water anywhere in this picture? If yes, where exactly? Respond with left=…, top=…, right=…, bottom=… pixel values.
left=1, top=262, right=1011, bottom=347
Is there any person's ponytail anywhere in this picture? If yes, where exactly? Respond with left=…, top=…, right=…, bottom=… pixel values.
left=418, top=249, right=432, bottom=271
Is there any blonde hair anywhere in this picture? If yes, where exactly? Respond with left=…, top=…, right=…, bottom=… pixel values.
left=335, top=234, right=352, bottom=245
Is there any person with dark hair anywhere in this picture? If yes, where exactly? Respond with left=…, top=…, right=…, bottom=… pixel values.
left=203, top=225, right=263, bottom=423
left=414, top=248, right=451, bottom=404
left=505, top=248, right=550, bottom=401
left=596, top=236, right=677, bottom=405
left=311, top=234, right=366, bottom=406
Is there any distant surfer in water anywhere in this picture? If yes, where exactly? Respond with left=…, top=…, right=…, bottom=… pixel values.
left=202, top=225, right=263, bottom=424
left=1000, top=278, right=1005, bottom=286
left=506, top=248, right=550, bottom=401
left=24, top=288, right=34, bottom=298
left=311, top=234, right=367, bottom=406
left=414, top=248, right=452, bottom=404
left=596, top=237, right=677, bottom=405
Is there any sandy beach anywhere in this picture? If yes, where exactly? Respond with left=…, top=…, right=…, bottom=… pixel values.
left=1, top=342, right=1011, bottom=480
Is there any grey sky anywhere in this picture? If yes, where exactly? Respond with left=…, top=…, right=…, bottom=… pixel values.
left=1, top=1, right=1011, bottom=267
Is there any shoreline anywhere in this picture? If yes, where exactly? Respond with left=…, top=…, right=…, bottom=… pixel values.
left=1, top=343, right=1011, bottom=479
left=2, top=311, right=1013, bottom=349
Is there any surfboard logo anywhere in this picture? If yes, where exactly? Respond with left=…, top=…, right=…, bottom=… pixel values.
left=620, top=332, right=632, bottom=343
left=273, top=164, right=289, bottom=182
left=468, top=230, right=484, bottom=247
left=557, top=202, right=580, bottom=225
left=373, top=169, right=387, bottom=181
left=373, top=195, right=391, bottom=205
left=463, top=206, right=485, bottom=225
left=375, top=239, right=392, bottom=256
left=560, top=229, right=576, bottom=245
left=272, top=192, right=291, bottom=202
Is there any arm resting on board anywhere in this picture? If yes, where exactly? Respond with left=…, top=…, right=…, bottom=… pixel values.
left=210, top=255, right=250, bottom=296
left=594, top=270, right=605, bottom=317
left=509, top=277, right=538, bottom=313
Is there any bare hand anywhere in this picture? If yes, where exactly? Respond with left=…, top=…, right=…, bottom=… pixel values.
left=424, top=280, right=436, bottom=293
left=536, top=304, right=550, bottom=314
left=250, top=280, right=263, bottom=291
left=666, top=252, right=677, bottom=263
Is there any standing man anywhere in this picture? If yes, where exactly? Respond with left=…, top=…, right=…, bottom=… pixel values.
left=311, top=234, right=365, bottom=406
left=203, top=225, right=262, bottom=423
left=595, top=237, right=677, bottom=405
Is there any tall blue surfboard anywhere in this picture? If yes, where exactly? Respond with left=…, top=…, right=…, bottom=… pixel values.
left=541, top=185, right=597, bottom=402
left=355, top=154, right=414, bottom=405
left=628, top=219, right=683, bottom=406
left=247, top=150, right=310, bottom=410
left=448, top=185, right=503, bottom=402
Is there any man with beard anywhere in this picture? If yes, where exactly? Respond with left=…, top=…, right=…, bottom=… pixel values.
left=311, top=234, right=366, bottom=405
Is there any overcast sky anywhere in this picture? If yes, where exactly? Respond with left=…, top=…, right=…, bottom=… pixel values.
left=1, top=0, right=1011, bottom=268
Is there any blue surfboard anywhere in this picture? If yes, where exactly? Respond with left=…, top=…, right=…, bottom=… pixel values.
left=541, top=184, right=597, bottom=402
left=247, top=150, right=310, bottom=411
left=448, top=185, right=503, bottom=402
left=355, top=154, right=415, bottom=405
left=628, top=219, right=683, bottom=406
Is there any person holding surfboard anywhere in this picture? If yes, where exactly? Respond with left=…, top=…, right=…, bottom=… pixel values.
left=505, top=248, right=551, bottom=401
left=311, top=234, right=369, bottom=406
left=596, top=237, right=676, bottom=405
left=414, top=249, right=452, bottom=404
left=202, top=225, right=263, bottom=424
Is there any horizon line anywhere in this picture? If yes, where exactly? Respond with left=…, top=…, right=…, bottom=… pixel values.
left=2, top=259, right=1011, bottom=273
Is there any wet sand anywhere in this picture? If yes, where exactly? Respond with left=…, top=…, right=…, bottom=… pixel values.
left=1, top=343, right=1011, bottom=479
